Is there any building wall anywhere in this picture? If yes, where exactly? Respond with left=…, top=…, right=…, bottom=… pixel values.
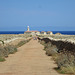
left=41, top=32, right=46, bottom=35
left=24, top=31, right=53, bottom=35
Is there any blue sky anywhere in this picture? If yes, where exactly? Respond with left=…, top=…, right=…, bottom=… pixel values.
left=0, top=0, right=75, bottom=31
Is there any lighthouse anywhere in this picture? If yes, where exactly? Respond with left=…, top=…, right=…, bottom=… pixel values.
left=27, top=26, right=30, bottom=31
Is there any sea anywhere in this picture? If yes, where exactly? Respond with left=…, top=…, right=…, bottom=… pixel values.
left=0, top=31, right=75, bottom=35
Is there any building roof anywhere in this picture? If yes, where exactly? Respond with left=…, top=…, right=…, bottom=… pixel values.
left=47, top=31, right=52, bottom=32
left=41, top=31, right=46, bottom=33
left=47, top=31, right=52, bottom=33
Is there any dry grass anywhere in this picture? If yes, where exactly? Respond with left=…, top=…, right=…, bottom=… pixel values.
left=0, top=57, right=5, bottom=62
left=0, top=34, right=32, bottom=41
left=55, top=53, right=75, bottom=74
left=39, top=38, right=75, bottom=74
left=0, top=38, right=31, bottom=62
left=0, top=45, right=17, bottom=61
left=16, top=39, right=31, bottom=47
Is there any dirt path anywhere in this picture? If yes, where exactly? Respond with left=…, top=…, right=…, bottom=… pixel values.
left=0, top=39, right=63, bottom=75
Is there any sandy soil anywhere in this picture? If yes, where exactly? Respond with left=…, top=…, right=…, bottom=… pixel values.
left=0, top=39, right=64, bottom=75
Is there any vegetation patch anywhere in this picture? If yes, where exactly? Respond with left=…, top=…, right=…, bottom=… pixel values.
left=16, top=39, right=31, bottom=47
left=5, top=45, right=17, bottom=54
left=0, top=57, right=5, bottom=62
left=55, top=67, right=75, bottom=74
left=0, top=45, right=17, bottom=58
left=38, top=37, right=75, bottom=74
left=0, top=38, right=31, bottom=62
left=0, top=40, right=4, bottom=45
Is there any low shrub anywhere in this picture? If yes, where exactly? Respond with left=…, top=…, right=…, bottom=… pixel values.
left=30, top=35, right=32, bottom=37
left=42, top=41, right=58, bottom=56
left=16, top=39, right=30, bottom=47
left=55, top=52, right=75, bottom=74
left=40, top=40, right=46, bottom=46
left=46, top=45, right=58, bottom=56
left=5, top=45, right=17, bottom=54
left=0, top=57, right=5, bottom=62
left=16, top=40, right=25, bottom=47
left=55, top=65, right=75, bottom=74
left=0, top=44, right=17, bottom=62
left=0, top=38, right=31, bottom=62
left=38, top=37, right=75, bottom=74
left=0, top=45, right=17, bottom=57
left=0, top=40, right=4, bottom=45
left=44, top=42, right=52, bottom=50
left=56, top=53, right=75, bottom=68
left=0, top=46, right=5, bottom=57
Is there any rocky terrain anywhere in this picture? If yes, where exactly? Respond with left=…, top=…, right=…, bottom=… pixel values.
left=38, top=36, right=75, bottom=74
left=39, top=34, right=75, bottom=44
left=0, top=34, right=32, bottom=44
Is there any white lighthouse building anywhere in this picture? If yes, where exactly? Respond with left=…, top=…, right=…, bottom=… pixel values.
left=24, top=26, right=53, bottom=35
left=27, top=26, right=30, bottom=31
left=24, top=26, right=40, bottom=35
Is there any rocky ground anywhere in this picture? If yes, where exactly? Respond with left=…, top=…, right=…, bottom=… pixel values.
left=39, top=34, right=75, bottom=44
left=0, top=34, right=31, bottom=45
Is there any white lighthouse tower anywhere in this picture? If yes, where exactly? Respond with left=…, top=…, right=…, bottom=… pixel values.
left=27, top=26, right=30, bottom=31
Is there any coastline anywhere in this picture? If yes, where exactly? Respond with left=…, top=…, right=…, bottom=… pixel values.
left=0, top=31, right=75, bottom=35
